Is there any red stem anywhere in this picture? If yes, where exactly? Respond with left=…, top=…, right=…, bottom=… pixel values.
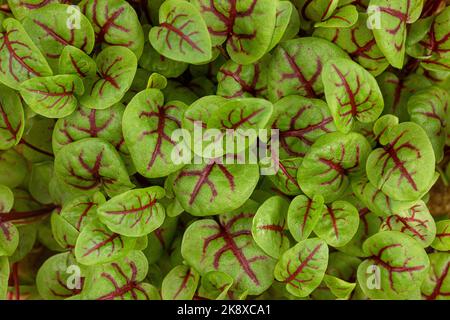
left=0, top=206, right=58, bottom=223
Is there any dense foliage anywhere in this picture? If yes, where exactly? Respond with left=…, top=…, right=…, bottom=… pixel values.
left=0, top=0, right=449, bottom=300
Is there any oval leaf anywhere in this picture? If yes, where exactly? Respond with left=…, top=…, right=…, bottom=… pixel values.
left=97, top=186, right=166, bottom=237
left=274, top=238, right=329, bottom=298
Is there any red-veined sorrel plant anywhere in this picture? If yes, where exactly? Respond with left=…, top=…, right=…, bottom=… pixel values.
left=0, top=0, right=448, bottom=301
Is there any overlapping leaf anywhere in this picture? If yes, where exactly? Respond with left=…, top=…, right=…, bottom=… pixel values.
left=407, top=86, right=448, bottom=162
left=421, top=252, right=450, bottom=300
left=161, top=265, right=199, bottom=300
left=172, top=159, right=259, bottom=216
left=357, top=231, right=430, bottom=299
left=80, top=0, right=145, bottom=58
left=82, top=250, right=158, bottom=300
left=97, top=186, right=166, bottom=237
left=267, top=37, right=349, bottom=101
left=54, top=138, right=134, bottom=197
left=23, top=4, right=95, bottom=70
left=270, top=95, right=336, bottom=159
left=287, top=194, right=324, bottom=242
left=52, top=103, right=127, bottom=155
left=74, top=218, right=136, bottom=266
left=123, top=88, right=187, bottom=178
left=297, top=131, right=371, bottom=203
left=368, top=0, right=424, bottom=68
left=274, top=238, right=329, bottom=298
left=366, top=122, right=436, bottom=201
left=0, top=18, right=52, bottom=89
left=380, top=201, right=436, bottom=248
left=20, top=75, right=84, bottom=118
left=314, top=200, right=360, bottom=247
left=0, top=83, right=24, bottom=150
left=36, top=251, right=84, bottom=300
left=149, top=0, right=212, bottom=64
left=314, top=13, right=389, bottom=76
left=80, top=46, right=137, bottom=110
left=192, top=0, right=277, bottom=64
left=323, top=58, right=384, bottom=133
left=251, top=196, right=290, bottom=259
left=181, top=200, right=276, bottom=295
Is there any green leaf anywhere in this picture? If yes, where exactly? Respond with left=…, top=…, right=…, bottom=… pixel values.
left=315, top=5, right=358, bottom=28
left=0, top=83, right=24, bottom=150
left=357, top=231, right=430, bottom=299
left=252, top=196, right=290, bottom=259
left=268, top=1, right=300, bottom=51
left=297, top=131, right=371, bottom=203
left=7, top=0, right=64, bottom=20
left=323, top=274, right=356, bottom=299
left=0, top=149, right=28, bottom=188
left=407, top=7, right=450, bottom=72
left=22, top=4, right=95, bottom=71
left=16, top=116, right=54, bottom=163
left=161, top=265, right=199, bottom=300
left=323, top=58, right=384, bottom=133
left=52, top=103, right=127, bottom=155
left=274, top=238, right=329, bottom=298
left=366, top=122, right=436, bottom=201
left=123, top=88, right=187, bottom=178
left=80, top=0, right=145, bottom=58
left=268, top=37, right=349, bottom=101
left=287, top=194, right=324, bottom=242
left=197, top=271, right=234, bottom=300
left=432, top=220, right=450, bottom=251
left=407, top=86, right=448, bottom=163
left=172, top=160, right=259, bottom=216
left=314, top=200, right=360, bottom=247
left=97, top=186, right=166, bottom=237
left=82, top=250, right=157, bottom=300
left=268, top=158, right=303, bottom=195
left=192, top=0, right=277, bottom=64
left=302, top=0, right=340, bottom=22
left=28, top=161, right=53, bottom=204
left=147, top=73, right=168, bottom=90
left=9, top=224, right=37, bottom=263
left=36, top=252, right=84, bottom=300
left=217, top=56, right=270, bottom=100
left=139, top=25, right=188, bottom=78
left=377, top=71, right=432, bottom=121
left=0, top=185, right=18, bottom=257
left=338, top=206, right=382, bottom=258
left=20, top=75, right=84, bottom=118
left=368, top=0, right=424, bottom=68
left=74, top=219, right=136, bottom=266
left=79, top=46, right=137, bottom=110
left=314, top=13, right=389, bottom=76
left=54, top=138, right=134, bottom=198
left=149, top=0, right=212, bottom=64
left=144, top=215, right=178, bottom=265
left=270, top=95, right=336, bottom=159
left=181, top=200, right=276, bottom=295
left=58, top=45, right=97, bottom=78
left=380, top=201, right=436, bottom=248
left=351, top=176, right=417, bottom=218
left=0, top=18, right=52, bottom=89
left=421, top=252, right=450, bottom=300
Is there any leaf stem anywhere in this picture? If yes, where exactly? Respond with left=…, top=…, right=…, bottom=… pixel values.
left=0, top=206, right=58, bottom=223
